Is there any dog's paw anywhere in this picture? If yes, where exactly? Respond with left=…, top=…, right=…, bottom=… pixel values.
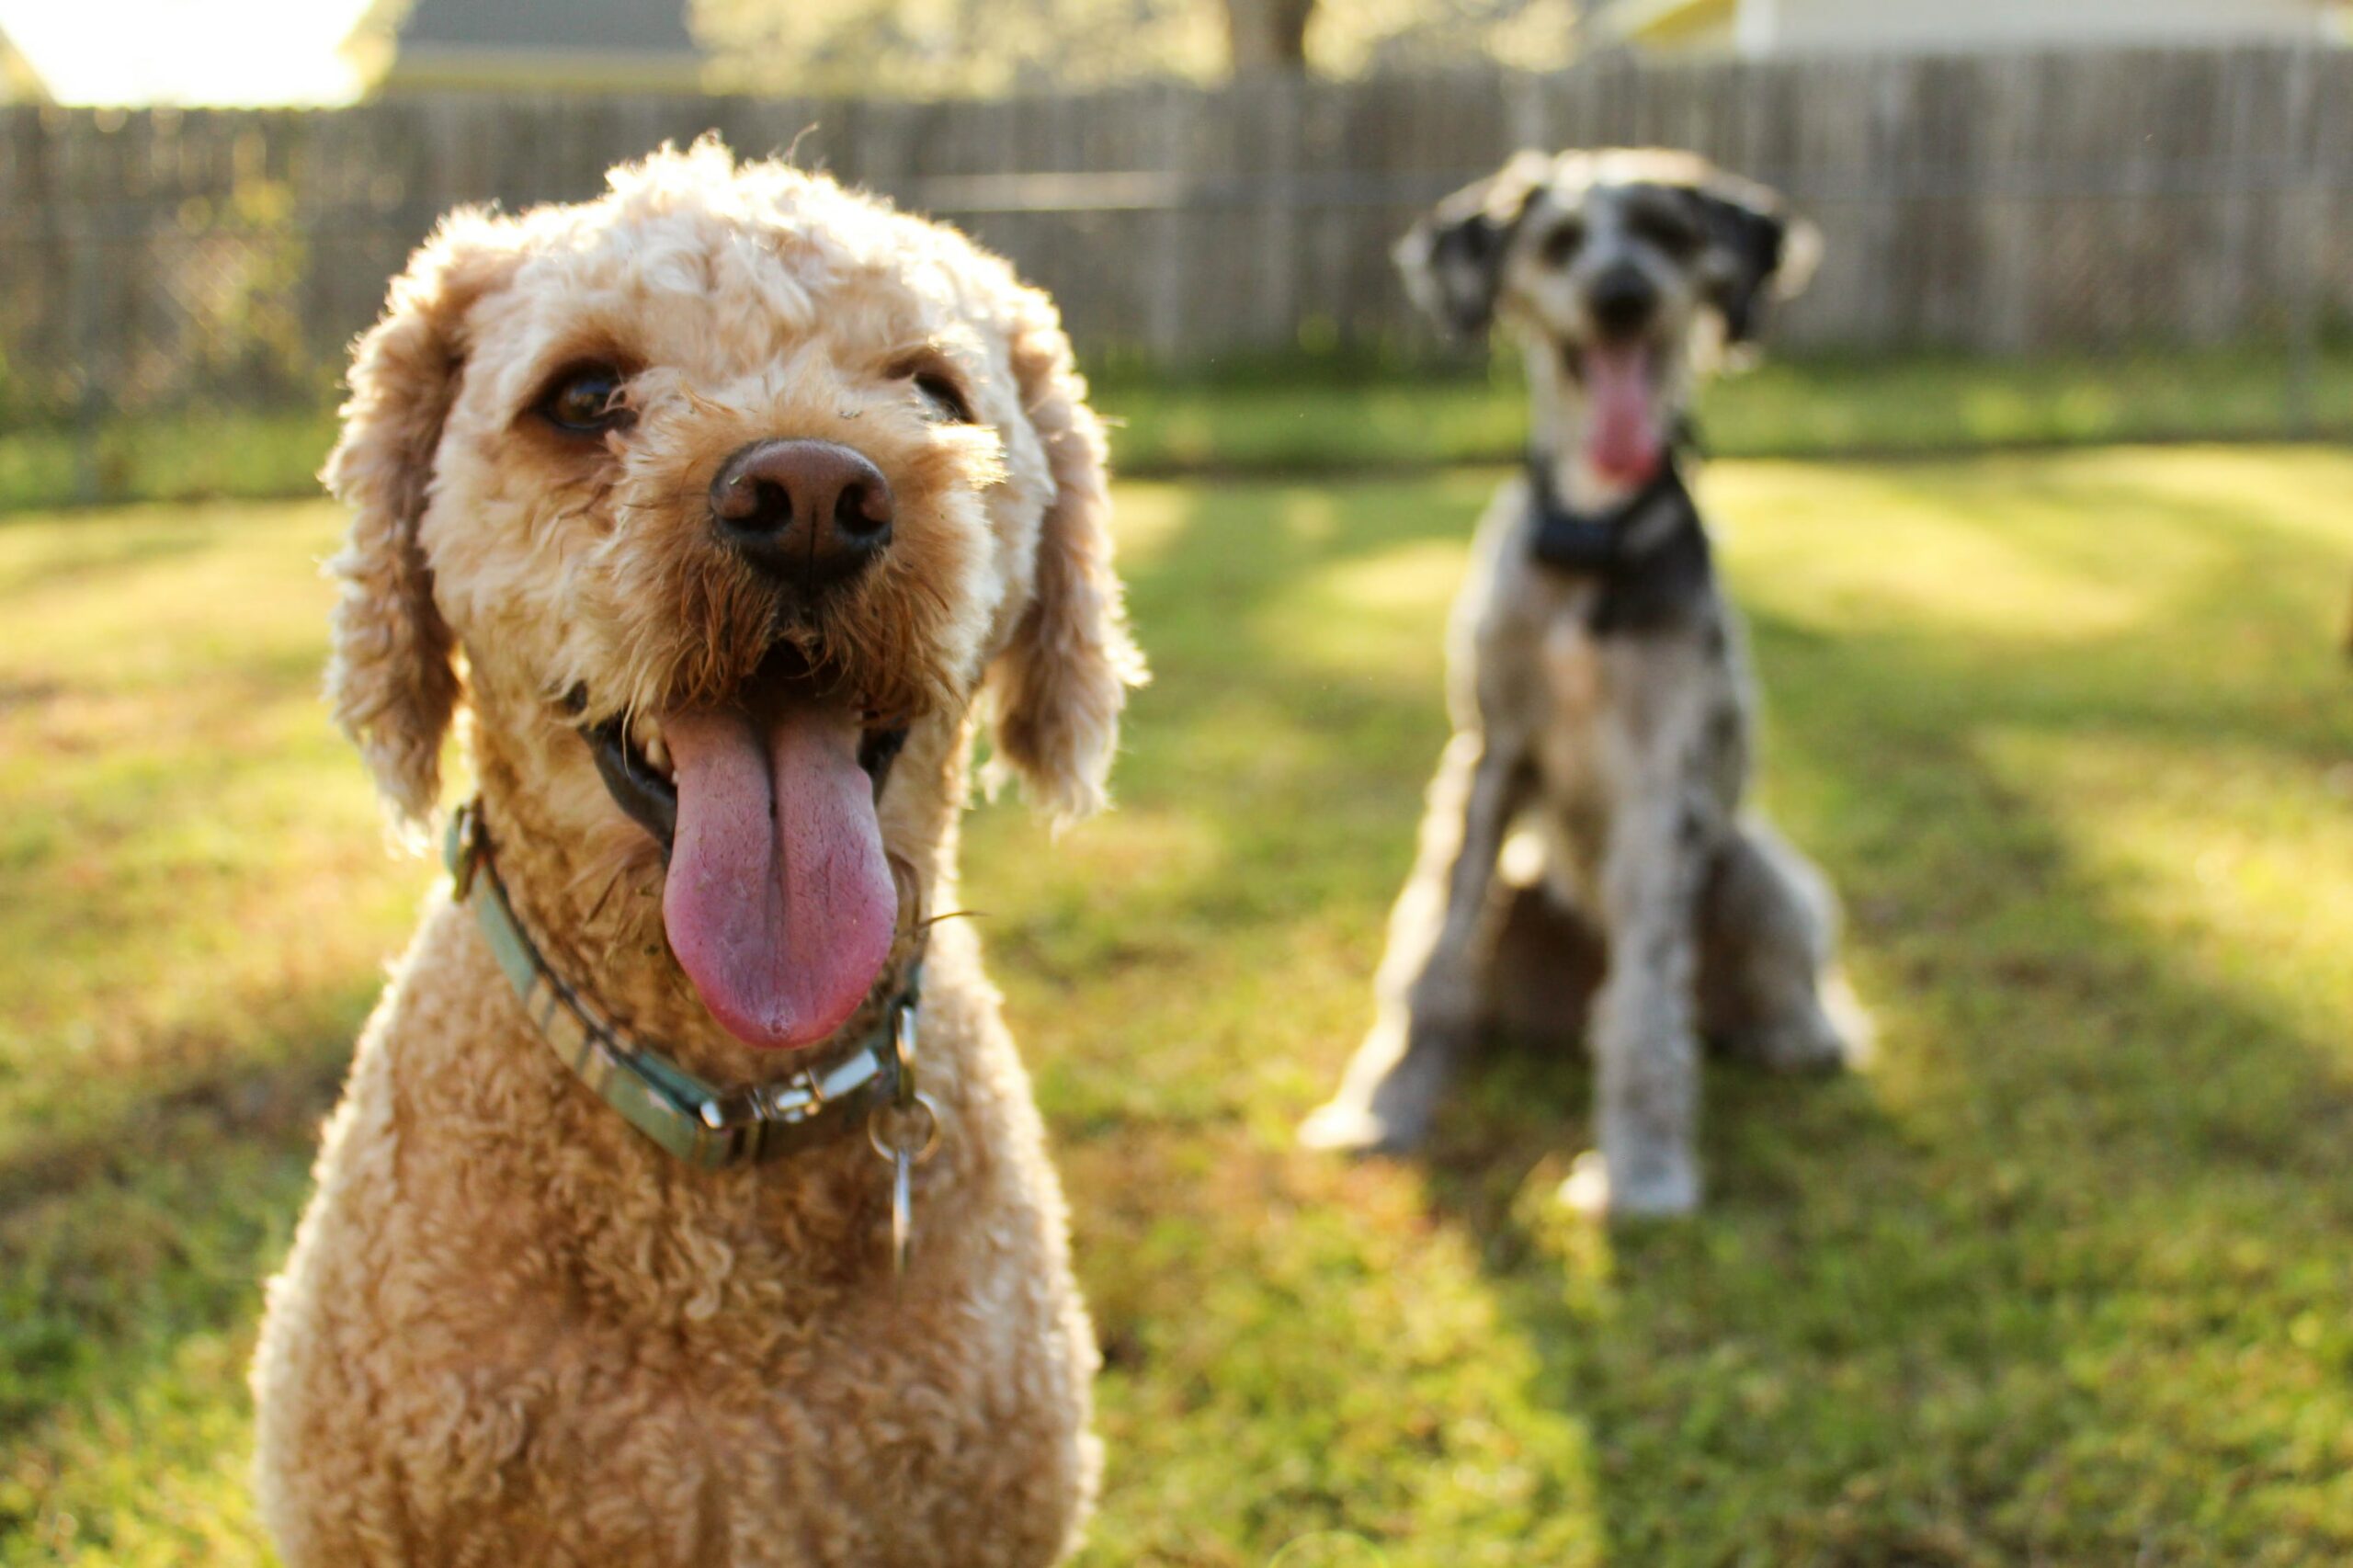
left=1732, top=981, right=1873, bottom=1076
left=1300, top=1020, right=1467, bottom=1156
left=1821, top=973, right=1877, bottom=1069
left=1559, top=1148, right=1700, bottom=1220
left=1298, top=1097, right=1426, bottom=1156
left=1737, top=1011, right=1852, bottom=1074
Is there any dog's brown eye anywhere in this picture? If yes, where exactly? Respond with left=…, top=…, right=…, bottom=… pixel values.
left=1541, top=222, right=1586, bottom=267
left=540, top=363, right=631, bottom=435
left=911, top=370, right=974, bottom=425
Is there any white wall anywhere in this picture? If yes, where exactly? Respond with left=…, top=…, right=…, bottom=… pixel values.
left=1749, top=0, right=2333, bottom=52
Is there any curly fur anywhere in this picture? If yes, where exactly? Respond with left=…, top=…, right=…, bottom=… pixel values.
left=983, top=304, right=1146, bottom=823
left=256, top=140, right=1142, bottom=1565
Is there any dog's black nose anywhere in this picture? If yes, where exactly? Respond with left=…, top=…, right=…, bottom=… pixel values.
left=710, top=439, right=893, bottom=592
left=1588, top=264, right=1659, bottom=338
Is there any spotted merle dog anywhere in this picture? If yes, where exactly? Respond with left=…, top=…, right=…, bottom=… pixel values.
left=1300, top=150, right=1868, bottom=1218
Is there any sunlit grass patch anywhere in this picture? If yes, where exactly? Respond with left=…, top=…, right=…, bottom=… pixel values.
left=0, top=505, right=417, bottom=1162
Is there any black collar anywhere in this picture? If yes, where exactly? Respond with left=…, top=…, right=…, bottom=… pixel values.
left=1528, top=449, right=1690, bottom=570
left=1525, top=447, right=1713, bottom=634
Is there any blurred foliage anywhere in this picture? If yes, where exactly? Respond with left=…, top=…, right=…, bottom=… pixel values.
left=689, top=0, right=1584, bottom=96
left=695, top=0, right=1224, bottom=97
left=1311, top=0, right=1583, bottom=77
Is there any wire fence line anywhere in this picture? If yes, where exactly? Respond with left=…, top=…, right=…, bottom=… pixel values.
left=2, top=45, right=2350, bottom=499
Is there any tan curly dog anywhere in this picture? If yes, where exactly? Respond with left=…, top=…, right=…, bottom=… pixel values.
left=251, top=140, right=1143, bottom=1567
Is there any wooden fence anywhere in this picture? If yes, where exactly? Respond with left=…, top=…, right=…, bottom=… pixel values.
left=1, top=44, right=2348, bottom=423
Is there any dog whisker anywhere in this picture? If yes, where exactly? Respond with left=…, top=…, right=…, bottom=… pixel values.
left=581, top=862, right=628, bottom=927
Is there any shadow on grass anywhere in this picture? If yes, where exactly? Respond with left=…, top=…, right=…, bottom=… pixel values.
left=0, top=989, right=361, bottom=1414
left=1397, top=487, right=2353, bottom=1561
left=0, top=1051, right=353, bottom=1558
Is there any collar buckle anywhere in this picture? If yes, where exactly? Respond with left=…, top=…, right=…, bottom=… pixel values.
left=869, top=998, right=941, bottom=1278
left=445, top=800, right=486, bottom=902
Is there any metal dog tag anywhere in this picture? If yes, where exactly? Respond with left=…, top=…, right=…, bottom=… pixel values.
left=870, top=1003, right=940, bottom=1280
left=890, top=1146, right=915, bottom=1278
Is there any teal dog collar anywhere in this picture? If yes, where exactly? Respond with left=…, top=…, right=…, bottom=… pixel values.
left=443, top=799, right=924, bottom=1174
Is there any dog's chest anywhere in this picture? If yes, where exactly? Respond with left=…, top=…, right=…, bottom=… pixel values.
left=338, top=1234, right=1093, bottom=1567
left=1530, top=598, right=1627, bottom=809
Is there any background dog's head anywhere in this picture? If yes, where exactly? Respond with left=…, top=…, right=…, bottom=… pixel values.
left=1397, top=149, right=1819, bottom=486
left=322, top=138, right=1143, bottom=1050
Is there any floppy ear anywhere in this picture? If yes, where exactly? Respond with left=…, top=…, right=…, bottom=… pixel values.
left=322, top=212, right=511, bottom=835
left=987, top=294, right=1148, bottom=823
left=1394, top=150, right=1553, bottom=338
left=1687, top=171, right=1820, bottom=345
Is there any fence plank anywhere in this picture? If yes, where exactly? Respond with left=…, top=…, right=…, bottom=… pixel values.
left=2, top=45, right=2347, bottom=426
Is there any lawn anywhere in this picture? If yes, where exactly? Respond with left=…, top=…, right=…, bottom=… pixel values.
left=5, top=447, right=2353, bottom=1564
left=6, top=339, right=2352, bottom=511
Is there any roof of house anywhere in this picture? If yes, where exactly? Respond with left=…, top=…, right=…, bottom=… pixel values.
left=0, top=22, right=49, bottom=102
left=348, top=0, right=706, bottom=93
left=1600, top=0, right=1735, bottom=46
left=393, top=0, right=699, bottom=58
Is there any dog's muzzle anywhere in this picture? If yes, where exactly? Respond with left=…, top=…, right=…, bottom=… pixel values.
left=574, top=649, right=911, bottom=858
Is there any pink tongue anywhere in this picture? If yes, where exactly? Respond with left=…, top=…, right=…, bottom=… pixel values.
left=661, top=703, right=897, bottom=1051
left=1583, top=343, right=1664, bottom=487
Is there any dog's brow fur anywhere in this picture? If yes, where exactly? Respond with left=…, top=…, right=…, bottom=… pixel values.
left=1309, top=150, right=1867, bottom=1218
left=257, top=138, right=1143, bottom=1564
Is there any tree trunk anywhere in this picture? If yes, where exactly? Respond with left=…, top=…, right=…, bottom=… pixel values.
left=1222, top=0, right=1314, bottom=75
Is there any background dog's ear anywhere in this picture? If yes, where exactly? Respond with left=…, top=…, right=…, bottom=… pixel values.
left=1394, top=150, right=1553, bottom=337
left=1687, top=172, right=1821, bottom=345
left=988, top=294, right=1149, bottom=823
left=322, top=212, right=511, bottom=835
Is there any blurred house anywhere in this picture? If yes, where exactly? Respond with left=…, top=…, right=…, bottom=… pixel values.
left=0, top=23, right=50, bottom=102
left=345, top=0, right=706, bottom=95
left=1594, top=0, right=2348, bottom=56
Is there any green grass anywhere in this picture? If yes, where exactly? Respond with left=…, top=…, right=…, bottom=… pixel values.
left=7, top=340, right=2350, bottom=511
left=5, top=448, right=2353, bottom=1564
left=0, top=409, right=342, bottom=516
left=1097, top=342, right=2353, bottom=476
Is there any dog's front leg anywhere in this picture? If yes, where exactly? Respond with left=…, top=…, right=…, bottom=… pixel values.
left=1302, top=728, right=1530, bottom=1153
left=1564, top=792, right=1709, bottom=1219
